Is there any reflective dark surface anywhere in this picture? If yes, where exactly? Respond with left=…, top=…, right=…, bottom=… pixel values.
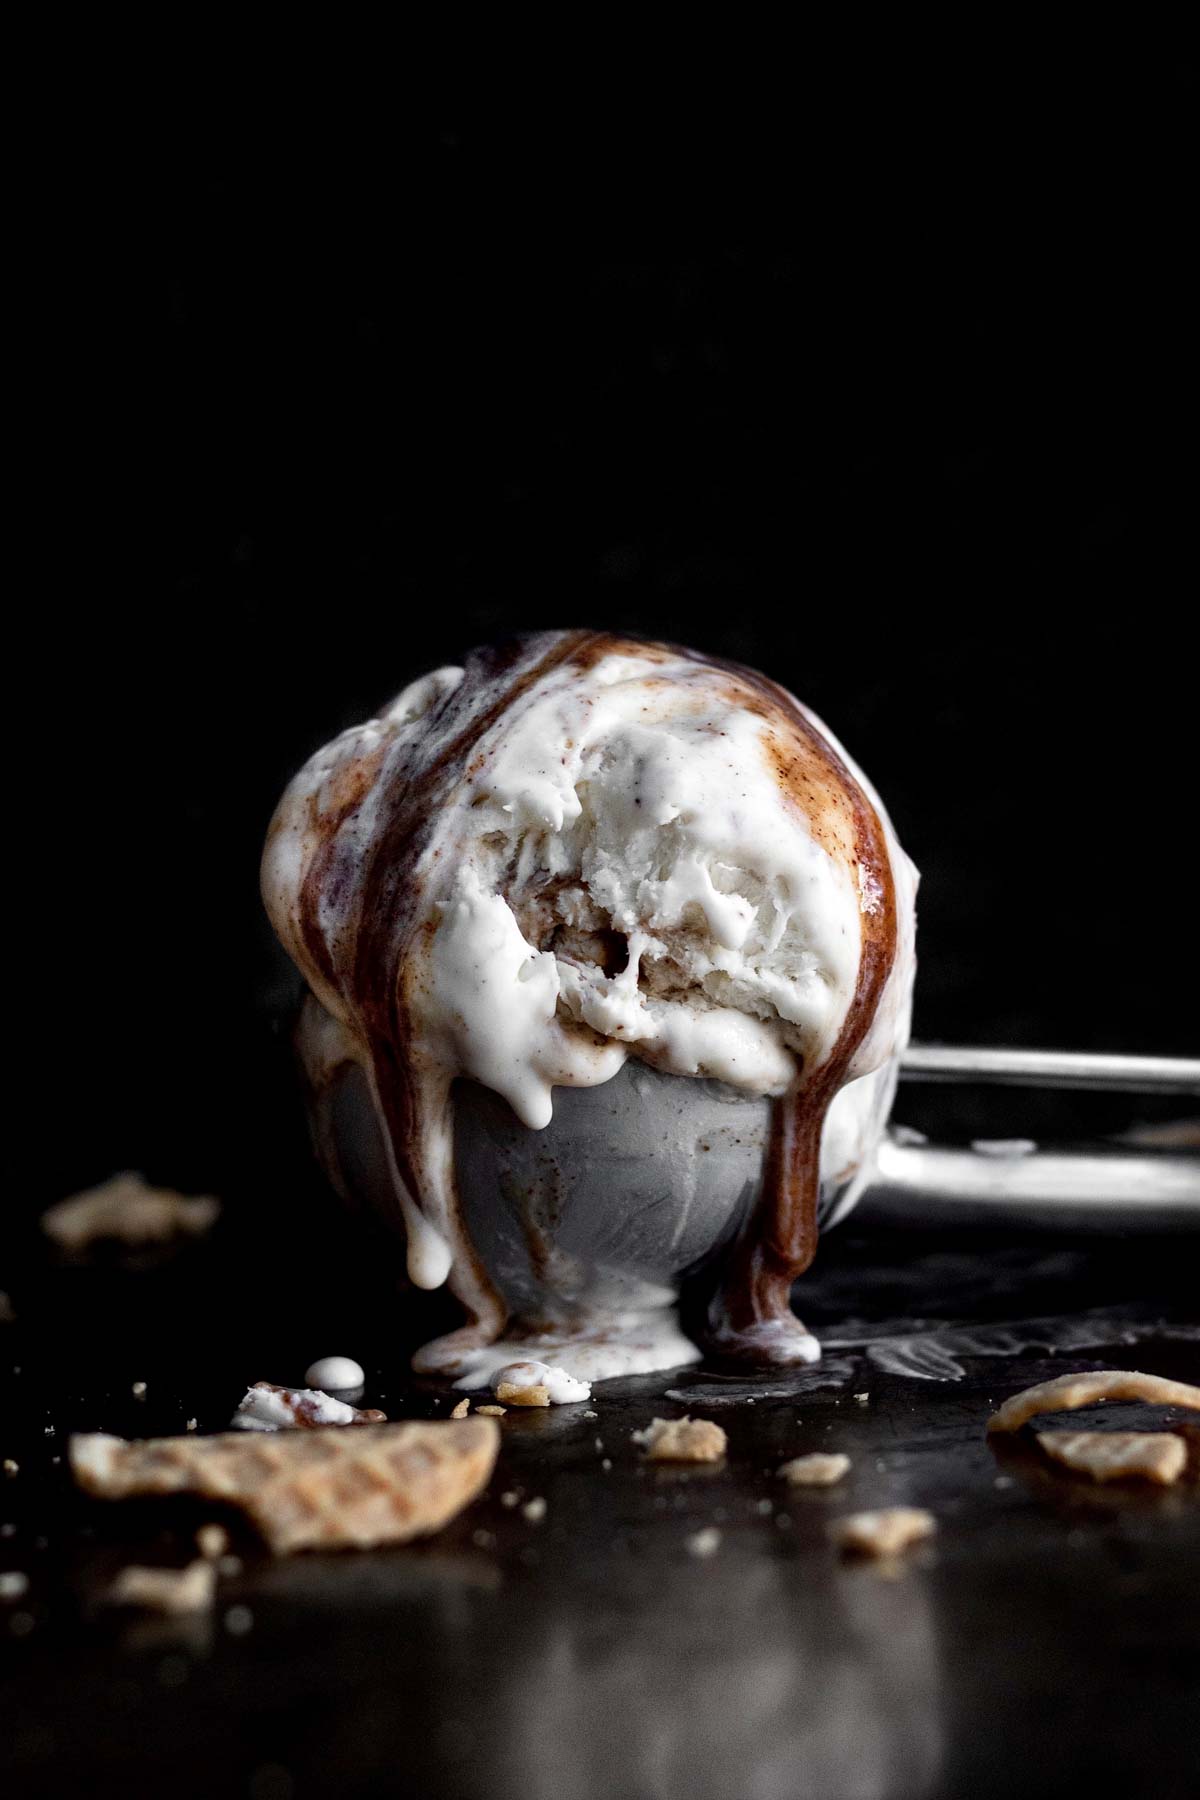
left=2, top=1156, right=1198, bottom=1800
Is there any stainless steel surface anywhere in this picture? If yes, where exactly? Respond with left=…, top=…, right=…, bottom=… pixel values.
left=901, top=1044, right=1200, bottom=1095
left=323, top=1057, right=895, bottom=1320
left=453, top=1067, right=768, bottom=1318
left=859, top=1136, right=1200, bottom=1232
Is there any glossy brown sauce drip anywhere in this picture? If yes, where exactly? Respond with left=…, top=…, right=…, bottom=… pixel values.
left=700, top=661, right=899, bottom=1360
left=285, top=630, right=899, bottom=1371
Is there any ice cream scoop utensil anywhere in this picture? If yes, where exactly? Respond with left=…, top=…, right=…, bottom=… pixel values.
left=860, top=1135, right=1199, bottom=1232
left=900, top=1045, right=1200, bottom=1097
left=867, top=1044, right=1200, bottom=1231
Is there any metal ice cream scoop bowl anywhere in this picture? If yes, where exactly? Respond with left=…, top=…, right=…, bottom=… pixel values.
left=302, top=986, right=897, bottom=1373
left=456, top=1059, right=900, bottom=1321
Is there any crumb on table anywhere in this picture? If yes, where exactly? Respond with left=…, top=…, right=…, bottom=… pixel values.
left=1036, top=1430, right=1187, bottom=1485
left=686, top=1527, right=722, bottom=1558
left=105, top=1560, right=216, bottom=1615
left=494, top=1383, right=550, bottom=1408
left=779, top=1452, right=850, bottom=1488
left=830, top=1507, right=936, bottom=1558
left=195, top=1523, right=229, bottom=1560
left=632, top=1417, right=727, bottom=1464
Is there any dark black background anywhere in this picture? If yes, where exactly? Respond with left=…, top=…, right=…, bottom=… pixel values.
left=24, top=76, right=1197, bottom=1219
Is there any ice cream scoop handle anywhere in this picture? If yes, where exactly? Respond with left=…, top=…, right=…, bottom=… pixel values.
left=899, top=1046, right=1200, bottom=1096
left=858, top=1138, right=1200, bottom=1232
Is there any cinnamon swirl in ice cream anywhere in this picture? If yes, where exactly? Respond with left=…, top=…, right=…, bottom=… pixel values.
left=262, top=631, right=917, bottom=1379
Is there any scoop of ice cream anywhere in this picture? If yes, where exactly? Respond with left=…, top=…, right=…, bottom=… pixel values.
left=262, top=631, right=917, bottom=1366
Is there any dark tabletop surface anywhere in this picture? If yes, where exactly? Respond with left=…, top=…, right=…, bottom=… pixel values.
left=2, top=1151, right=1198, bottom=1800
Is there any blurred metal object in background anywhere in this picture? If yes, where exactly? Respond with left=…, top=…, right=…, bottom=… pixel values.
left=899, top=1044, right=1200, bottom=1096
left=862, top=1136, right=1199, bottom=1233
left=857, top=1044, right=1200, bottom=1233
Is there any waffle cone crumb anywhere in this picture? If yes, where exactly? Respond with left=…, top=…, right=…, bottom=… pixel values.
left=494, top=1383, right=550, bottom=1408
left=195, top=1524, right=229, bottom=1560
left=631, top=1417, right=727, bottom=1463
left=105, top=1560, right=216, bottom=1613
left=779, top=1452, right=850, bottom=1488
left=42, top=1173, right=220, bottom=1250
left=686, top=1527, right=722, bottom=1558
left=830, top=1508, right=936, bottom=1558
left=1036, top=1430, right=1187, bottom=1485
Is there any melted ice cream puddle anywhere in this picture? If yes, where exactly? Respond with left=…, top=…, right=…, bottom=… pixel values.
left=450, top=1315, right=703, bottom=1392
left=486, top=1361, right=592, bottom=1404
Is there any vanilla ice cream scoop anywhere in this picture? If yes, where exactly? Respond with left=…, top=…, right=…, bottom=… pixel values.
left=262, top=631, right=917, bottom=1376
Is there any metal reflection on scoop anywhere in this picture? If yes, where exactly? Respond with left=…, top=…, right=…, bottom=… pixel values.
left=451, top=1061, right=902, bottom=1322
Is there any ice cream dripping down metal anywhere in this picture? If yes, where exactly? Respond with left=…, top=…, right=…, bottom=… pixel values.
left=262, top=630, right=919, bottom=1386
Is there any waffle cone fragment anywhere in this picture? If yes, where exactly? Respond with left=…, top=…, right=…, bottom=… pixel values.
left=779, top=1452, right=851, bottom=1488
left=42, top=1172, right=220, bottom=1250
left=105, top=1560, right=217, bottom=1613
left=1036, top=1431, right=1187, bottom=1486
left=986, top=1370, right=1200, bottom=1435
left=71, top=1419, right=499, bottom=1554
left=631, top=1417, right=727, bottom=1463
left=494, top=1383, right=550, bottom=1408
left=830, top=1508, right=936, bottom=1557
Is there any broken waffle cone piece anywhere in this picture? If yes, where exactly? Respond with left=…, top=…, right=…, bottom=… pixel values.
left=70, top=1419, right=499, bottom=1554
left=42, top=1172, right=220, bottom=1250
left=779, top=1452, right=850, bottom=1488
left=105, top=1560, right=216, bottom=1614
left=1035, top=1430, right=1187, bottom=1486
left=986, top=1370, right=1200, bottom=1435
left=493, top=1383, right=550, bottom=1408
left=631, top=1417, right=727, bottom=1463
left=830, top=1507, right=936, bottom=1557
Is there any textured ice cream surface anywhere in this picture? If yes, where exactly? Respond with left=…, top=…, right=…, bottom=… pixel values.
left=404, top=644, right=911, bottom=1127
left=262, top=631, right=917, bottom=1375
